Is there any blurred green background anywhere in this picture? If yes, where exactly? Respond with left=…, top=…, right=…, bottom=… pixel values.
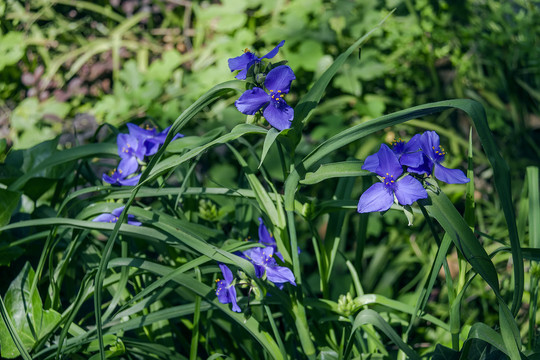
left=1, top=0, right=538, bottom=176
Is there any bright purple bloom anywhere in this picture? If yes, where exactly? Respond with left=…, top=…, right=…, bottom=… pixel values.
left=363, top=135, right=423, bottom=172
left=117, top=133, right=145, bottom=175
left=126, top=123, right=183, bottom=157
left=102, top=138, right=141, bottom=186
left=358, top=144, right=428, bottom=213
left=102, top=168, right=141, bottom=186
left=216, top=264, right=241, bottom=312
left=228, top=40, right=285, bottom=80
left=235, top=65, right=295, bottom=131
left=245, top=247, right=296, bottom=287
left=391, top=134, right=424, bottom=167
left=408, top=131, right=470, bottom=184
left=92, top=206, right=142, bottom=226
left=257, top=217, right=284, bottom=261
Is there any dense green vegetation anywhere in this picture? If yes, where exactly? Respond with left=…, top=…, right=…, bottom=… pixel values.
left=0, top=1, right=539, bottom=359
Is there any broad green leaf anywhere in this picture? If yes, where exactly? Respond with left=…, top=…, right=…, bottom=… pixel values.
left=0, top=188, right=21, bottom=227
left=8, top=143, right=117, bottom=191
left=464, top=323, right=510, bottom=356
left=432, top=344, right=460, bottom=360
left=0, top=263, right=61, bottom=359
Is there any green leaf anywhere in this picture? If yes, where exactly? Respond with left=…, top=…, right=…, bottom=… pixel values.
left=259, top=128, right=280, bottom=169
left=300, top=160, right=369, bottom=185
left=527, top=167, right=540, bottom=249
left=344, top=309, right=420, bottom=360
left=0, top=263, right=61, bottom=358
left=420, top=190, right=522, bottom=359
left=420, top=191, right=499, bottom=294
left=146, top=124, right=266, bottom=184
left=432, top=344, right=460, bottom=360
left=0, top=32, right=26, bottom=71
left=0, top=188, right=21, bottom=227
left=8, top=143, right=117, bottom=191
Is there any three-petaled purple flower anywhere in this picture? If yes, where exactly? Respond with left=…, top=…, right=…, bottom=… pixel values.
left=102, top=133, right=144, bottom=186
left=228, top=40, right=285, bottom=80
left=235, top=65, right=296, bottom=131
left=408, top=131, right=470, bottom=184
left=358, top=144, right=428, bottom=213
left=257, top=217, right=284, bottom=261
left=92, top=206, right=142, bottom=226
left=216, top=264, right=241, bottom=312
left=102, top=167, right=141, bottom=186
left=363, top=135, right=424, bottom=172
left=127, top=123, right=183, bottom=157
left=244, top=247, right=296, bottom=287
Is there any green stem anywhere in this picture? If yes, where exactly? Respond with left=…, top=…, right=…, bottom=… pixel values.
left=286, top=210, right=316, bottom=358
left=190, top=268, right=202, bottom=360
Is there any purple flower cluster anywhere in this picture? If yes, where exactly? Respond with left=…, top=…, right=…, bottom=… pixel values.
left=229, top=41, right=296, bottom=131
left=216, top=218, right=296, bottom=313
left=102, top=123, right=183, bottom=186
left=358, top=131, right=469, bottom=213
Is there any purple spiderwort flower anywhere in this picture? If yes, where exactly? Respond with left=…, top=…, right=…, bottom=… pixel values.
left=216, top=264, right=241, bottom=312
left=102, top=152, right=141, bottom=186
left=408, top=131, right=470, bottom=184
left=92, top=206, right=142, bottom=226
left=235, top=65, right=295, bottom=131
left=257, top=217, right=284, bottom=261
left=358, top=144, right=428, bottom=213
left=363, top=134, right=423, bottom=172
left=257, top=218, right=299, bottom=261
left=244, top=247, right=296, bottom=287
left=126, top=123, right=184, bottom=157
left=390, top=134, right=424, bottom=168
left=102, top=169, right=141, bottom=186
left=117, top=133, right=145, bottom=175
left=228, top=40, right=285, bottom=80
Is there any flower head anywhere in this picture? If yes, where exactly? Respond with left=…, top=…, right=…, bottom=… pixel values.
left=228, top=40, right=285, bottom=80
left=102, top=168, right=141, bottom=186
left=408, top=131, right=470, bottom=184
left=216, top=264, right=241, bottom=312
left=127, top=123, right=183, bottom=157
left=257, top=217, right=284, bottom=261
left=102, top=149, right=141, bottom=186
left=235, top=65, right=295, bottom=131
left=92, top=206, right=142, bottom=226
left=358, top=144, right=428, bottom=213
left=363, top=134, right=423, bottom=172
left=244, top=247, right=296, bottom=287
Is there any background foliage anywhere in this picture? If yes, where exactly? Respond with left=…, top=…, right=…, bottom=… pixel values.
left=0, top=0, right=539, bottom=359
